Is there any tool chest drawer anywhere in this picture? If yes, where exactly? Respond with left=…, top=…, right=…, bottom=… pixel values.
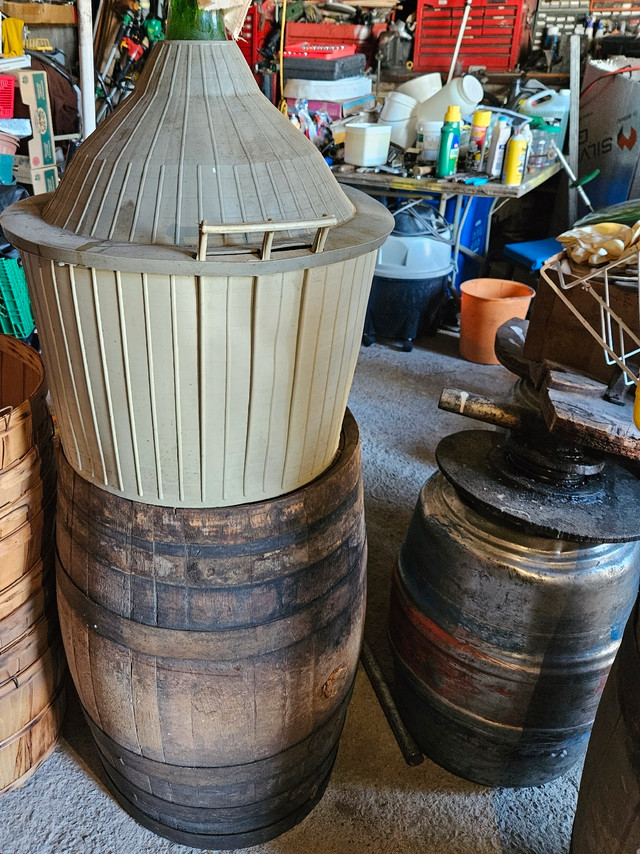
left=413, top=0, right=535, bottom=72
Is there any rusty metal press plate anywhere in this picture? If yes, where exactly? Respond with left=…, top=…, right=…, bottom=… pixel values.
left=436, top=430, right=640, bottom=543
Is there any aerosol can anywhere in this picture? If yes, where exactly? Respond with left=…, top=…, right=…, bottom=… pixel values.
left=502, top=127, right=528, bottom=185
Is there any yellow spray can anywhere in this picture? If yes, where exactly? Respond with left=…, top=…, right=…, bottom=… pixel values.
left=502, top=127, right=528, bottom=186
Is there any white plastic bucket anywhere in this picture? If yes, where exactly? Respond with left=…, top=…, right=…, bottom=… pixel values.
left=380, top=91, right=418, bottom=123
left=378, top=117, right=416, bottom=150
left=345, top=122, right=392, bottom=166
left=397, top=73, right=442, bottom=104
left=416, top=120, right=443, bottom=158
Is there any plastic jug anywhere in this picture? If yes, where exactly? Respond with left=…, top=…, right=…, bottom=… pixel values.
left=416, top=75, right=484, bottom=124
left=517, top=88, right=570, bottom=150
left=397, top=73, right=442, bottom=104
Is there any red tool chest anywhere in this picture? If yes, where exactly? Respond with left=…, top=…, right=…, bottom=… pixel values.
left=413, top=0, right=536, bottom=73
left=238, top=5, right=272, bottom=70
left=285, top=22, right=388, bottom=68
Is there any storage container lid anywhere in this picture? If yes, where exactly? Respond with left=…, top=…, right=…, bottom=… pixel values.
left=42, top=40, right=357, bottom=251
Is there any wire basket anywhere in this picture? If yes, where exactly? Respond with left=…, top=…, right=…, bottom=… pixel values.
left=0, top=258, right=35, bottom=339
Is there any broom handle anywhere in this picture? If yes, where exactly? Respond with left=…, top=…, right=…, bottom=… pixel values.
left=446, top=0, right=472, bottom=84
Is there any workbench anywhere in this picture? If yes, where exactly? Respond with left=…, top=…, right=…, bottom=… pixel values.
left=334, top=160, right=562, bottom=284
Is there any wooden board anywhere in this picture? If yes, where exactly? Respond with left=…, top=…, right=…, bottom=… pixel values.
left=538, top=366, right=640, bottom=462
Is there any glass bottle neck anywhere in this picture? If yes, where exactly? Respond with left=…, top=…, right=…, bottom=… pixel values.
left=165, top=0, right=228, bottom=40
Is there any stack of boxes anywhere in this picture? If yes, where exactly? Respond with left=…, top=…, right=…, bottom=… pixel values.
left=283, top=42, right=375, bottom=123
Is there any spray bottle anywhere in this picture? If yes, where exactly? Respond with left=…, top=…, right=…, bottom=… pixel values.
left=436, top=105, right=461, bottom=178
left=485, top=116, right=511, bottom=178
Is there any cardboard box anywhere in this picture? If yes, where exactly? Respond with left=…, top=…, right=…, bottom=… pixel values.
left=6, top=69, right=58, bottom=193
left=287, top=94, right=375, bottom=121
left=13, top=155, right=57, bottom=193
left=15, top=69, right=56, bottom=169
left=2, top=1, right=76, bottom=25
left=579, top=58, right=640, bottom=212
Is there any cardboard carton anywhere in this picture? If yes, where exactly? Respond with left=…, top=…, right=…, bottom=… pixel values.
left=579, top=58, right=640, bottom=212
left=7, top=69, right=58, bottom=193
left=13, top=155, right=57, bottom=194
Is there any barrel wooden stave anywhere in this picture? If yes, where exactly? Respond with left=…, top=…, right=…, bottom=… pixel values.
left=56, top=411, right=366, bottom=848
left=87, top=688, right=348, bottom=799
left=56, top=474, right=364, bottom=631
left=59, top=566, right=364, bottom=764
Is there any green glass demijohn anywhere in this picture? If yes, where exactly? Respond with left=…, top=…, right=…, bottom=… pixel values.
left=165, top=0, right=228, bottom=40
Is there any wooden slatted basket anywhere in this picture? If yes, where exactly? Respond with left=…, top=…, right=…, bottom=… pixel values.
left=0, top=336, right=65, bottom=795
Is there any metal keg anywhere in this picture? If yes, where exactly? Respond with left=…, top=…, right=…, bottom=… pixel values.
left=389, top=389, right=640, bottom=788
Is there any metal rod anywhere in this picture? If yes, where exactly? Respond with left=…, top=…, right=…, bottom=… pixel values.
left=77, top=0, right=97, bottom=138
left=446, top=0, right=472, bottom=84
left=438, top=387, right=528, bottom=429
left=552, top=142, right=593, bottom=212
left=360, top=639, right=424, bottom=767
left=568, top=34, right=581, bottom=225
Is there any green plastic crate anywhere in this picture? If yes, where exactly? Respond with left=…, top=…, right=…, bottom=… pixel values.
left=0, top=258, right=35, bottom=339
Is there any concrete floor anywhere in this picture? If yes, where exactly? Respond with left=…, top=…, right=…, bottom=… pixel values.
left=0, top=330, right=582, bottom=854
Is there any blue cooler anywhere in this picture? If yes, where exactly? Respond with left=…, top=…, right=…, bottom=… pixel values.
left=363, top=203, right=453, bottom=351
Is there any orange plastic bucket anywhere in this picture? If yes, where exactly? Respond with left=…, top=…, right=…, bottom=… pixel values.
left=459, top=278, right=535, bottom=364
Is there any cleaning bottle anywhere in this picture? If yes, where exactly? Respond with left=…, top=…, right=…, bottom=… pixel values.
left=485, top=116, right=511, bottom=178
left=465, top=109, right=492, bottom=172
left=502, top=126, right=528, bottom=186
left=436, top=105, right=461, bottom=178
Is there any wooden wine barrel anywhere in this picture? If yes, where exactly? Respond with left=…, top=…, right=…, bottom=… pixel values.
left=571, top=599, right=640, bottom=854
left=56, top=410, right=366, bottom=850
